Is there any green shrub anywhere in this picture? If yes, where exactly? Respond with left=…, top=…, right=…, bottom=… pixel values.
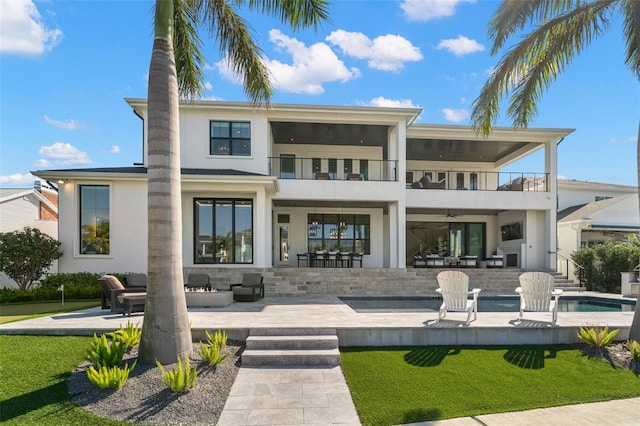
left=0, top=227, right=62, bottom=291
left=198, top=330, right=229, bottom=366
left=0, top=272, right=111, bottom=303
left=111, top=321, right=142, bottom=349
left=577, top=326, right=619, bottom=348
left=86, top=361, right=136, bottom=389
left=571, top=239, right=640, bottom=293
left=627, top=340, right=640, bottom=361
left=85, top=333, right=126, bottom=367
left=157, top=354, right=197, bottom=393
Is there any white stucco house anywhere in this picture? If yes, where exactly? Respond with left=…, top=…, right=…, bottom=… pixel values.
left=32, top=99, right=573, bottom=280
left=0, top=181, right=59, bottom=288
left=556, top=180, right=639, bottom=281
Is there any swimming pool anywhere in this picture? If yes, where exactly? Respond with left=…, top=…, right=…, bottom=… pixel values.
left=339, top=296, right=636, bottom=313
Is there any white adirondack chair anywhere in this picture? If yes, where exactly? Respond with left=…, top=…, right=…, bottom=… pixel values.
left=516, top=272, right=563, bottom=325
left=435, top=271, right=481, bottom=325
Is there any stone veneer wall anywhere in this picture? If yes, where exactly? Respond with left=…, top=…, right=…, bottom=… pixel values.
left=183, top=267, right=535, bottom=296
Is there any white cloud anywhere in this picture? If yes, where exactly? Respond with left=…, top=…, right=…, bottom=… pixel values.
left=217, top=30, right=360, bottom=94
left=327, top=30, right=422, bottom=72
left=203, top=81, right=213, bottom=91
left=436, top=35, right=485, bottom=57
left=363, top=96, right=420, bottom=108
left=38, top=142, right=91, bottom=165
left=44, top=115, right=81, bottom=131
left=110, top=145, right=120, bottom=154
left=0, top=0, right=62, bottom=56
left=442, top=108, right=470, bottom=122
left=610, top=136, right=637, bottom=144
left=401, top=0, right=476, bottom=22
left=255, top=29, right=360, bottom=94
left=33, top=159, right=52, bottom=167
left=0, top=172, right=36, bottom=186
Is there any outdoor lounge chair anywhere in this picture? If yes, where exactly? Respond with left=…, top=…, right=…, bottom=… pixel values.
left=185, top=273, right=211, bottom=291
left=99, top=275, right=146, bottom=316
left=435, top=270, right=481, bottom=325
left=230, top=272, right=264, bottom=302
left=516, top=271, right=562, bottom=325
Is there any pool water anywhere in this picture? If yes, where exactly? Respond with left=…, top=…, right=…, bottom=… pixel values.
left=339, top=296, right=636, bottom=313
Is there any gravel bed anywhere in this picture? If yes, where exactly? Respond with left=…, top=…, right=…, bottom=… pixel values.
left=69, top=342, right=243, bottom=425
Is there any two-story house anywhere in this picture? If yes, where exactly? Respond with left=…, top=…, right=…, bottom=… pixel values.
left=32, top=99, right=573, bottom=284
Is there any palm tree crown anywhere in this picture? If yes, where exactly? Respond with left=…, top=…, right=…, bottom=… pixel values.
left=471, top=0, right=639, bottom=136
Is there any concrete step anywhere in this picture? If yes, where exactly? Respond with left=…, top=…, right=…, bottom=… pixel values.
left=250, top=327, right=337, bottom=336
left=241, top=348, right=341, bottom=366
left=242, top=328, right=341, bottom=366
left=246, top=335, right=338, bottom=350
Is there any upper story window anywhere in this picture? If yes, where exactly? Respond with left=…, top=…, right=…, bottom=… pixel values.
left=79, top=185, right=110, bottom=255
left=210, top=121, right=251, bottom=156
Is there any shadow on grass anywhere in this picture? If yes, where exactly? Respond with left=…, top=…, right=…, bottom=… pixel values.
left=402, top=408, right=443, bottom=423
left=404, top=347, right=461, bottom=367
left=504, top=346, right=557, bottom=369
left=0, top=376, right=74, bottom=422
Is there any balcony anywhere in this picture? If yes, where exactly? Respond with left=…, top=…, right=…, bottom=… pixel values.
left=406, top=170, right=548, bottom=192
left=269, top=157, right=398, bottom=182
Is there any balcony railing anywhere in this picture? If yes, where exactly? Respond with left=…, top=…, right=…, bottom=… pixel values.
left=269, top=157, right=397, bottom=182
left=406, top=170, right=549, bottom=192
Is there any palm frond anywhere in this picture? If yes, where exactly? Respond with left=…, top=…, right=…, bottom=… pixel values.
left=472, top=0, right=617, bottom=135
left=198, top=0, right=272, bottom=106
left=242, top=0, right=331, bottom=31
left=621, top=0, right=640, bottom=80
left=490, top=0, right=581, bottom=54
left=174, top=0, right=206, bottom=99
left=505, top=1, right=615, bottom=127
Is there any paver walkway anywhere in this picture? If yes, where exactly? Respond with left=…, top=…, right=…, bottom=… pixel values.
left=217, top=366, right=360, bottom=425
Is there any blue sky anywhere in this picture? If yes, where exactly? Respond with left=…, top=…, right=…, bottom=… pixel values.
left=1, top=0, right=638, bottom=188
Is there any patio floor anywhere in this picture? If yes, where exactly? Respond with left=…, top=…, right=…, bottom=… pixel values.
left=0, top=291, right=635, bottom=346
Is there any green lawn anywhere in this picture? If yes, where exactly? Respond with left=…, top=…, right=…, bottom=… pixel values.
left=0, top=335, right=127, bottom=425
left=0, top=300, right=100, bottom=324
left=341, top=345, right=640, bottom=426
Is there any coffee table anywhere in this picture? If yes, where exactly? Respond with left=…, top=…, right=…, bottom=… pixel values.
left=185, top=290, right=233, bottom=308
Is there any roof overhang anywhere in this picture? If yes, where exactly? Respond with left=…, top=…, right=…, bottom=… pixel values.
left=32, top=167, right=279, bottom=193
left=406, top=124, right=574, bottom=166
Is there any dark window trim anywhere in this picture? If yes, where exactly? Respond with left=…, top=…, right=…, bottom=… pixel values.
left=193, top=197, right=254, bottom=264
left=79, top=184, right=110, bottom=255
left=209, top=121, right=251, bottom=156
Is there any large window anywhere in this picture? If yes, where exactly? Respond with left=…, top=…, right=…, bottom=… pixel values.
left=194, top=198, right=253, bottom=264
left=307, top=214, right=370, bottom=254
left=79, top=185, right=110, bottom=255
left=210, top=121, right=251, bottom=156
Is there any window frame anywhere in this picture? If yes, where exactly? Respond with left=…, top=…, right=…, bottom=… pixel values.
left=193, top=198, right=254, bottom=264
left=209, top=121, right=251, bottom=156
left=78, top=184, right=111, bottom=256
left=307, top=213, right=370, bottom=254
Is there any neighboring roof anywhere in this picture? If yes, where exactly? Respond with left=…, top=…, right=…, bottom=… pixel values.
left=0, top=188, right=32, bottom=201
left=557, top=203, right=588, bottom=221
left=558, top=179, right=637, bottom=191
left=32, top=167, right=267, bottom=178
left=0, top=188, right=58, bottom=214
left=558, top=194, right=636, bottom=223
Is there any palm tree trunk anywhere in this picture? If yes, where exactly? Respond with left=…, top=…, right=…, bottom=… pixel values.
left=139, top=0, right=192, bottom=364
left=629, top=120, right=640, bottom=342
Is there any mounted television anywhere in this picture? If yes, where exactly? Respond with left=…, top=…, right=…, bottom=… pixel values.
left=501, top=222, right=523, bottom=241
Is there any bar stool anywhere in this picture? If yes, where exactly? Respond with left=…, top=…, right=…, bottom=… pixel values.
left=350, top=252, right=363, bottom=268
left=339, top=252, right=351, bottom=267
left=314, top=250, right=326, bottom=267
left=297, top=253, right=309, bottom=267
left=326, top=250, right=338, bottom=267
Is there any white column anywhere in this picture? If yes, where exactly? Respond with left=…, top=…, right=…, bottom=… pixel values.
left=255, top=188, right=271, bottom=268
left=545, top=138, right=558, bottom=270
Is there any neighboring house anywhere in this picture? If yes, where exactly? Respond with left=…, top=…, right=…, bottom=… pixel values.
left=32, top=99, right=573, bottom=278
left=0, top=181, right=59, bottom=288
left=556, top=180, right=639, bottom=281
